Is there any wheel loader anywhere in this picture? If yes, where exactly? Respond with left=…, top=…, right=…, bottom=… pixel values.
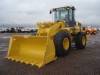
left=7, top=6, right=87, bottom=68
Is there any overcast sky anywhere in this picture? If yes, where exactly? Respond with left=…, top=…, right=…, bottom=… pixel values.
left=0, top=0, right=100, bottom=25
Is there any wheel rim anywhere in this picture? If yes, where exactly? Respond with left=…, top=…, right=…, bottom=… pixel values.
left=63, top=38, right=69, bottom=50
left=82, top=36, right=86, bottom=46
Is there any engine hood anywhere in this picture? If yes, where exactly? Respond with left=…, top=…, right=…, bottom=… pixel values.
left=37, top=21, right=64, bottom=28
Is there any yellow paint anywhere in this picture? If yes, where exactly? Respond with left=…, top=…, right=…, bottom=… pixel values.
left=82, top=36, right=86, bottom=46
left=63, top=38, right=69, bottom=50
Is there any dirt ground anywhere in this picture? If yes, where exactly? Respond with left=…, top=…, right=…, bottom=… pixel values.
left=0, top=33, right=100, bottom=75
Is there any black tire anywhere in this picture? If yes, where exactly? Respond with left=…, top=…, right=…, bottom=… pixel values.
left=54, top=31, right=71, bottom=57
left=75, top=32, right=87, bottom=49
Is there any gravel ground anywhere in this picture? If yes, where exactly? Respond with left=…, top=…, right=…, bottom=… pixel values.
left=0, top=33, right=100, bottom=75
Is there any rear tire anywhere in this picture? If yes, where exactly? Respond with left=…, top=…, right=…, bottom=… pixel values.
left=75, top=32, right=87, bottom=49
left=54, top=31, right=71, bottom=57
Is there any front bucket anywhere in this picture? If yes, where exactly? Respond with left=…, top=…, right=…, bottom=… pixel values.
left=7, top=35, right=56, bottom=68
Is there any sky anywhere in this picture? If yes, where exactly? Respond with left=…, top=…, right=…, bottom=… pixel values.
left=0, top=0, right=100, bottom=25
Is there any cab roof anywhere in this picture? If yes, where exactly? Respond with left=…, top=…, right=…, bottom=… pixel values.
left=52, top=6, right=75, bottom=11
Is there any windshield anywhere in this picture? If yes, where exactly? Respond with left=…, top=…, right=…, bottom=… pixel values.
left=54, top=10, right=69, bottom=21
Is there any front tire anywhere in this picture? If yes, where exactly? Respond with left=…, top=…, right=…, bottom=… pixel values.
left=54, top=31, right=71, bottom=57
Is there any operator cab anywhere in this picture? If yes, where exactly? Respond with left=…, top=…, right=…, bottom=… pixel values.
left=50, top=6, right=76, bottom=27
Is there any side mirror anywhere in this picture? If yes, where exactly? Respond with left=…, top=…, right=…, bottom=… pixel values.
left=49, top=10, right=52, bottom=14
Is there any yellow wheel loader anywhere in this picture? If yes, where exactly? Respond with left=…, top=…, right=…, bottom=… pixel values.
left=7, top=6, right=87, bottom=68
